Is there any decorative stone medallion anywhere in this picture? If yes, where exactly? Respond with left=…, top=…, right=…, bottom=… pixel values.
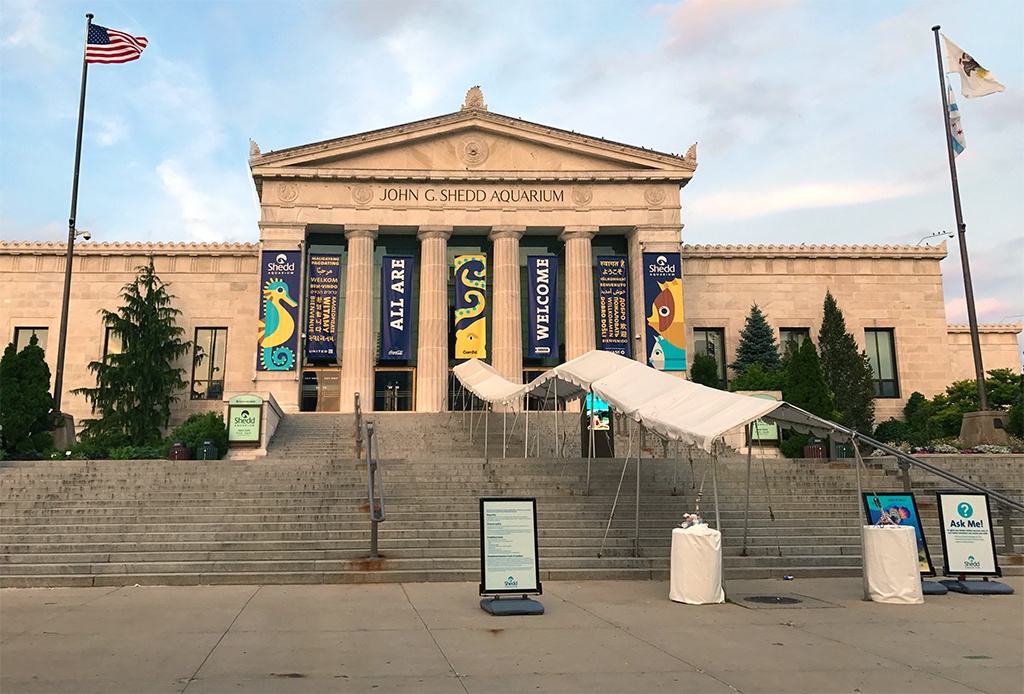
left=278, top=183, right=299, bottom=203
left=352, top=184, right=373, bottom=205
left=644, top=185, right=666, bottom=206
left=458, top=137, right=489, bottom=166
left=571, top=185, right=593, bottom=206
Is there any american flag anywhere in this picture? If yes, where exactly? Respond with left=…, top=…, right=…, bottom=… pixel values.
left=85, top=24, right=148, bottom=64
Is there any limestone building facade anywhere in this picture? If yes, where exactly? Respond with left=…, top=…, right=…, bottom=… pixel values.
left=2, top=90, right=1019, bottom=431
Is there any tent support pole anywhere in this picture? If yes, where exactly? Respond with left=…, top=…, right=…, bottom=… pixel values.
left=635, top=425, right=642, bottom=557
left=484, top=405, right=489, bottom=460
left=524, top=400, right=529, bottom=458
left=503, top=408, right=507, bottom=459
left=742, top=423, right=753, bottom=557
left=587, top=387, right=594, bottom=495
left=553, top=380, right=559, bottom=459
left=599, top=420, right=635, bottom=558
left=712, top=446, right=725, bottom=597
left=852, top=434, right=867, bottom=526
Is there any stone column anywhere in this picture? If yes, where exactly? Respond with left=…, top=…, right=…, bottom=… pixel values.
left=339, top=225, right=378, bottom=413
left=560, top=226, right=598, bottom=361
left=489, top=226, right=525, bottom=384
left=415, top=226, right=452, bottom=412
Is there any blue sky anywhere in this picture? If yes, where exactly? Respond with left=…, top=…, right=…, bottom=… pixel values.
left=2, top=0, right=1022, bottom=356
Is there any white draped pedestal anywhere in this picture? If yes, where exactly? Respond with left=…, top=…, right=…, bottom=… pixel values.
left=669, top=525, right=725, bottom=605
left=862, top=525, right=924, bottom=604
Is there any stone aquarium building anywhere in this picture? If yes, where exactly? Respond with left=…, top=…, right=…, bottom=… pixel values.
left=2, top=89, right=1020, bottom=432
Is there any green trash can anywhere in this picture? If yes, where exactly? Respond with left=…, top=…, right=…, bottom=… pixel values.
left=197, top=438, right=218, bottom=460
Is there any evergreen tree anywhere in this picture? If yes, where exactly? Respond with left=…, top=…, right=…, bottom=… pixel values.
left=729, top=303, right=782, bottom=373
left=0, top=335, right=54, bottom=458
left=818, top=291, right=875, bottom=433
left=779, top=338, right=834, bottom=457
left=73, top=259, right=191, bottom=447
left=691, top=353, right=723, bottom=390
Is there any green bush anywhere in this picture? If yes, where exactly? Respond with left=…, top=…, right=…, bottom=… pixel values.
left=109, top=445, right=136, bottom=460
left=874, top=418, right=912, bottom=444
left=169, top=412, right=227, bottom=458
left=691, top=353, right=723, bottom=390
left=779, top=432, right=811, bottom=458
left=1008, top=400, right=1023, bottom=439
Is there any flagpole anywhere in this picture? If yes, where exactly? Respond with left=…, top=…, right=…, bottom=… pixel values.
left=53, top=13, right=94, bottom=419
left=932, top=25, right=988, bottom=411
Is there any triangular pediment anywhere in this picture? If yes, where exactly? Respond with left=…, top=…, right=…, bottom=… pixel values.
left=250, top=109, right=696, bottom=181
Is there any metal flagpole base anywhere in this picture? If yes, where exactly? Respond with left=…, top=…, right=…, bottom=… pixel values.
left=939, top=578, right=1014, bottom=595
left=480, top=596, right=545, bottom=615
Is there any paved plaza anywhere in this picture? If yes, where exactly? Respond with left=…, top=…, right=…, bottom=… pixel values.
left=1, top=576, right=1021, bottom=693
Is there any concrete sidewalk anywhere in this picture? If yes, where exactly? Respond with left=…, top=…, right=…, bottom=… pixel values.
left=1, top=577, right=1021, bottom=693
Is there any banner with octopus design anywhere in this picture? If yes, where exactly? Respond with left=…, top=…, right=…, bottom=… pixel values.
left=453, top=254, right=487, bottom=359
left=257, top=250, right=301, bottom=371
left=642, top=252, right=685, bottom=371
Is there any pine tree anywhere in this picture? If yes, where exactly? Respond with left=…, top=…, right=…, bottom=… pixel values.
left=73, top=259, right=191, bottom=447
left=0, top=335, right=54, bottom=458
left=818, top=291, right=875, bottom=433
left=779, top=338, right=833, bottom=458
left=729, top=303, right=782, bottom=373
left=691, top=352, right=723, bottom=390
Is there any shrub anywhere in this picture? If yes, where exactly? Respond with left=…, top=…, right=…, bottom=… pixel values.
left=691, top=353, right=723, bottom=390
left=169, top=412, right=227, bottom=458
left=109, top=446, right=136, bottom=460
left=874, top=418, right=912, bottom=444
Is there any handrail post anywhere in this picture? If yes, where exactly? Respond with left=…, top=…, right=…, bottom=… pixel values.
left=1001, top=504, right=1016, bottom=555
left=365, top=419, right=385, bottom=560
left=355, top=392, right=363, bottom=459
left=899, top=459, right=912, bottom=493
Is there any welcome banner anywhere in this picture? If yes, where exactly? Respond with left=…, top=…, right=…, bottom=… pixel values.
left=454, top=254, right=487, bottom=359
left=257, top=250, right=301, bottom=371
left=526, top=256, right=558, bottom=359
left=597, top=255, right=631, bottom=358
left=642, top=252, right=685, bottom=371
left=305, top=254, right=340, bottom=360
left=381, top=255, right=414, bottom=359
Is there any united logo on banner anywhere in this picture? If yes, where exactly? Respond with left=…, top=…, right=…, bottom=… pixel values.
left=642, top=252, right=685, bottom=371
left=597, top=256, right=631, bottom=358
left=306, top=255, right=340, bottom=360
left=381, top=256, right=414, bottom=359
left=454, top=255, right=487, bottom=359
left=527, top=256, right=558, bottom=358
left=257, top=250, right=301, bottom=371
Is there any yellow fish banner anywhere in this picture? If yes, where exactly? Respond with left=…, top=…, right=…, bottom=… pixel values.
left=643, top=252, right=686, bottom=371
left=454, top=255, right=487, bottom=359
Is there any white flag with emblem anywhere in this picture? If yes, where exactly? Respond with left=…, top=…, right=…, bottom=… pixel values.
left=942, top=36, right=1004, bottom=98
left=947, top=80, right=965, bottom=157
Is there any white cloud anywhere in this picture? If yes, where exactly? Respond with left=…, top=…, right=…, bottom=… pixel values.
left=0, top=0, right=64, bottom=70
left=944, top=297, right=1017, bottom=324
left=156, top=160, right=252, bottom=243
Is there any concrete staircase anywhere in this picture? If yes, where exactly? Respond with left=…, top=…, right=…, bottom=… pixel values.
left=2, top=412, right=1021, bottom=587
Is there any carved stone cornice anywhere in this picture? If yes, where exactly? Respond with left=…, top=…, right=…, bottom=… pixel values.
left=947, top=323, right=1022, bottom=334
left=253, top=168, right=693, bottom=184
left=681, top=243, right=949, bottom=260
left=0, top=241, right=258, bottom=256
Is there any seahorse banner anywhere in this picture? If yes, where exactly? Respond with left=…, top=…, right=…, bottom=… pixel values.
left=453, top=254, right=487, bottom=359
left=381, top=256, right=414, bottom=360
left=526, top=256, right=558, bottom=358
left=257, top=250, right=301, bottom=371
left=642, top=252, right=685, bottom=371
left=597, top=256, right=631, bottom=358
left=305, top=254, right=340, bottom=360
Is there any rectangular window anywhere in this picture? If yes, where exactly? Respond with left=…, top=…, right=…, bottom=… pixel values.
left=865, top=328, right=899, bottom=398
left=692, top=328, right=727, bottom=386
left=191, top=328, right=228, bottom=400
left=104, top=327, right=123, bottom=357
left=14, top=327, right=48, bottom=352
left=779, top=328, right=811, bottom=359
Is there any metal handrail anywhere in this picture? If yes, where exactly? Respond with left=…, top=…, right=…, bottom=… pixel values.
left=354, top=392, right=364, bottom=459
left=365, top=420, right=386, bottom=559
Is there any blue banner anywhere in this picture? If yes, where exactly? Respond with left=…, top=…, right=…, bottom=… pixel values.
left=597, top=256, right=630, bottom=358
left=454, top=255, right=486, bottom=359
left=381, top=255, right=414, bottom=360
left=306, top=254, right=340, bottom=360
left=642, top=252, right=685, bottom=371
left=526, top=256, right=558, bottom=359
left=257, top=250, right=301, bottom=371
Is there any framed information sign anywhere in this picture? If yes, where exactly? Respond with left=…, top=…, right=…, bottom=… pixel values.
left=936, top=492, right=1001, bottom=577
left=861, top=493, right=935, bottom=576
left=479, top=497, right=542, bottom=596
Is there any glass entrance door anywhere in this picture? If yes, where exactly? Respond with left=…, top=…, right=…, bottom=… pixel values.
left=301, top=368, right=342, bottom=411
left=374, top=368, right=415, bottom=411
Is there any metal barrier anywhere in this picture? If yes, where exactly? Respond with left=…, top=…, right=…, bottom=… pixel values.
left=354, top=392, right=364, bottom=459
left=365, top=419, right=386, bottom=560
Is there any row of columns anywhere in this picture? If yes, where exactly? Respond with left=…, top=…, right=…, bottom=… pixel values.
left=336, top=224, right=602, bottom=413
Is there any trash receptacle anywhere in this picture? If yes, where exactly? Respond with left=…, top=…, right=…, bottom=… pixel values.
left=803, top=437, right=827, bottom=459
left=169, top=440, right=191, bottom=461
left=197, top=438, right=218, bottom=460
left=834, top=442, right=853, bottom=458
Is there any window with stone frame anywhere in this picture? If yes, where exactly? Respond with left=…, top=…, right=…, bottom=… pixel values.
left=864, top=328, right=899, bottom=398
left=191, top=328, right=228, bottom=400
left=103, top=327, right=123, bottom=357
left=779, top=327, right=811, bottom=359
left=692, top=327, right=727, bottom=386
left=14, top=327, right=48, bottom=352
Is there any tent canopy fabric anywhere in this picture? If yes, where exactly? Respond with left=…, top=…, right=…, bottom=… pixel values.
left=452, top=351, right=853, bottom=452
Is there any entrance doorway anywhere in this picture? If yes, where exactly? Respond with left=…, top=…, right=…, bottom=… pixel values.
left=301, top=367, right=342, bottom=411
left=374, top=368, right=415, bottom=411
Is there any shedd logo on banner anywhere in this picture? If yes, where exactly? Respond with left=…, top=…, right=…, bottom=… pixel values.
left=267, top=253, right=295, bottom=273
left=648, top=255, right=676, bottom=275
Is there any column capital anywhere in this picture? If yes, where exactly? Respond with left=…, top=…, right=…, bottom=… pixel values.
left=488, top=226, right=526, bottom=241
left=627, top=224, right=683, bottom=245
left=559, top=226, right=598, bottom=242
left=417, top=225, right=452, bottom=241
left=344, top=224, right=378, bottom=240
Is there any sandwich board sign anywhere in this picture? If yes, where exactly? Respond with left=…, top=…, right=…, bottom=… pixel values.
left=479, top=497, right=542, bottom=596
left=935, top=492, right=1001, bottom=577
